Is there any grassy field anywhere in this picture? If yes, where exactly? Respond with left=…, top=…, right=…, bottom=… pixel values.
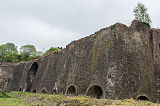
left=0, top=90, right=160, bottom=106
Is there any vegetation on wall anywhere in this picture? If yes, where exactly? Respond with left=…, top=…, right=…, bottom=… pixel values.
left=0, top=43, right=62, bottom=63
left=133, top=2, right=152, bottom=26
left=45, top=47, right=61, bottom=55
left=92, top=37, right=102, bottom=73
left=104, top=37, right=114, bottom=51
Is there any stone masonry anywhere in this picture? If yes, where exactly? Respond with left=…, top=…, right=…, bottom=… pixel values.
left=1, top=20, right=160, bottom=103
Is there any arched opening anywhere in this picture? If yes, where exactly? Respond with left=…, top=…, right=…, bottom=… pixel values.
left=4, top=79, right=10, bottom=90
left=137, top=96, right=149, bottom=101
left=19, top=88, right=22, bottom=92
left=52, top=90, right=57, bottom=94
left=87, top=85, right=103, bottom=99
left=30, top=62, right=38, bottom=76
left=67, top=86, right=76, bottom=96
left=26, top=62, right=38, bottom=92
left=42, top=89, right=47, bottom=94
left=32, top=89, right=36, bottom=93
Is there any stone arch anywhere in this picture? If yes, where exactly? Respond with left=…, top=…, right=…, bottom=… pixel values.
left=52, top=89, right=57, bottom=94
left=26, top=62, right=38, bottom=92
left=19, top=88, right=22, bottom=91
left=66, top=85, right=76, bottom=96
left=4, top=79, right=10, bottom=90
left=32, top=89, right=36, bottom=93
left=137, top=95, right=149, bottom=101
left=86, top=85, right=103, bottom=99
left=29, top=62, right=38, bottom=76
left=41, top=88, right=47, bottom=94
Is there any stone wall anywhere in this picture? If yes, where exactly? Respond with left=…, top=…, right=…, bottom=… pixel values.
left=3, top=20, right=160, bottom=103
left=0, top=62, right=15, bottom=90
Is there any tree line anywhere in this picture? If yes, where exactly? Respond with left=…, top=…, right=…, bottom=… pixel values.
left=0, top=43, right=62, bottom=63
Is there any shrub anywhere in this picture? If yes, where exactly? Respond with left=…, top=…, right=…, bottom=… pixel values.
left=0, top=89, right=10, bottom=98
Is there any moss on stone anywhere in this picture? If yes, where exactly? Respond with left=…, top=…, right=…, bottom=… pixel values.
left=92, top=36, right=102, bottom=73
left=104, top=37, right=114, bottom=51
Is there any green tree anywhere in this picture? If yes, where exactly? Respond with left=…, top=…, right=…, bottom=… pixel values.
left=45, top=47, right=61, bottom=55
left=133, top=2, right=152, bottom=26
left=0, top=43, right=19, bottom=62
left=20, top=45, right=37, bottom=61
left=36, top=51, right=43, bottom=57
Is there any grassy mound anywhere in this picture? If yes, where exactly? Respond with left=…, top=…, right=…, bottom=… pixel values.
left=0, top=89, right=10, bottom=98
left=0, top=91, right=159, bottom=106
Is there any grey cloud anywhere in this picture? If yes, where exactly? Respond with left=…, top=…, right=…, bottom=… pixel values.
left=0, top=0, right=159, bottom=50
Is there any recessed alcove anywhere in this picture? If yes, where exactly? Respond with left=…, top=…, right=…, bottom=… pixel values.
left=87, top=85, right=103, bottom=99
left=66, top=86, right=76, bottom=96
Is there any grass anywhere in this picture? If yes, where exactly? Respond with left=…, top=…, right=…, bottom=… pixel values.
left=0, top=91, right=160, bottom=106
left=0, top=89, right=10, bottom=98
left=0, top=98, right=29, bottom=106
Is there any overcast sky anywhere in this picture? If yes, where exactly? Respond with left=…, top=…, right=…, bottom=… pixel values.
left=0, top=0, right=159, bottom=51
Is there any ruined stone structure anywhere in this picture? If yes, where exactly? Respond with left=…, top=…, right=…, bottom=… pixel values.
left=1, top=20, right=160, bottom=103
left=0, top=63, right=15, bottom=90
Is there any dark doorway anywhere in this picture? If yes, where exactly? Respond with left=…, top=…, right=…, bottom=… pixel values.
left=52, top=90, right=57, bottom=94
left=19, top=88, right=22, bottom=92
left=26, top=62, right=38, bottom=92
left=87, top=85, right=103, bottom=99
left=137, top=96, right=149, bottom=101
left=42, top=89, right=47, bottom=94
left=32, top=89, right=36, bottom=93
left=67, top=86, right=76, bottom=96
